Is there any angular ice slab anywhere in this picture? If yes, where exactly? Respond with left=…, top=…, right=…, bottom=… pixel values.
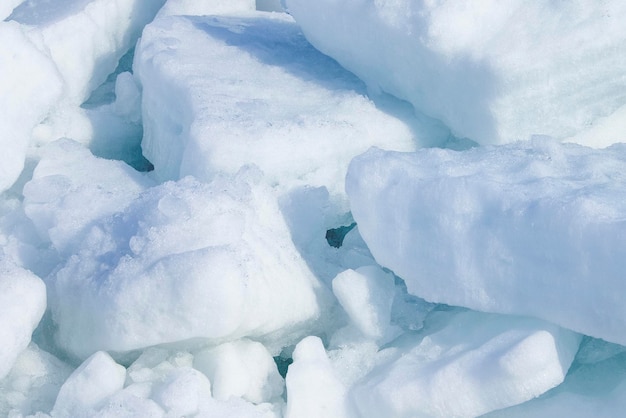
left=346, top=139, right=626, bottom=345
left=134, top=12, right=415, bottom=200
left=351, top=309, right=582, bottom=418
left=286, top=0, right=626, bottom=145
left=51, top=168, right=327, bottom=360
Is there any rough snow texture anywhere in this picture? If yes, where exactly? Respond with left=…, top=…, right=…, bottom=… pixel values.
left=286, top=0, right=626, bottom=145
left=50, top=167, right=326, bottom=360
left=134, top=12, right=416, bottom=201
left=347, top=139, right=626, bottom=345
left=0, top=343, right=73, bottom=417
left=23, top=139, right=153, bottom=256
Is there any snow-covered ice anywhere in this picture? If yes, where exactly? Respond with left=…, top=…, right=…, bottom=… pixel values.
left=0, top=21, right=62, bottom=193
left=193, top=339, right=283, bottom=404
left=0, top=261, right=47, bottom=379
left=50, top=169, right=327, bottom=360
left=347, top=139, right=626, bottom=346
left=332, top=266, right=396, bottom=341
left=350, top=309, right=581, bottom=418
left=286, top=0, right=626, bottom=146
left=2, top=0, right=626, bottom=417
left=134, top=11, right=417, bottom=202
left=51, top=351, right=126, bottom=417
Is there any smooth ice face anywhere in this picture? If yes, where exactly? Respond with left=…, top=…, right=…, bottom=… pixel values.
left=285, top=0, right=626, bottom=145
left=134, top=12, right=416, bottom=201
left=0, top=261, right=47, bottom=380
left=351, top=309, right=582, bottom=418
left=346, top=139, right=626, bottom=345
left=51, top=169, right=326, bottom=360
left=0, top=0, right=165, bottom=192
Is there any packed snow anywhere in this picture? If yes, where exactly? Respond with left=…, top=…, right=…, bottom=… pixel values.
left=1, top=0, right=626, bottom=417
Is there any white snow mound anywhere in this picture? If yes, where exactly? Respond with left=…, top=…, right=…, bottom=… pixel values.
left=51, top=167, right=325, bottom=359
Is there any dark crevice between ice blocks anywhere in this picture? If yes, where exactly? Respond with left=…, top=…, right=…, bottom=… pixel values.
left=82, top=47, right=136, bottom=108
left=80, top=47, right=155, bottom=173
left=274, top=355, right=293, bottom=379
left=325, top=222, right=357, bottom=248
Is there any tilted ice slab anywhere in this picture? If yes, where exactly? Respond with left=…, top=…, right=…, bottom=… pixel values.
left=0, top=260, right=47, bottom=380
left=346, top=139, right=626, bottom=345
left=134, top=12, right=415, bottom=200
left=286, top=0, right=626, bottom=145
left=9, top=0, right=166, bottom=106
left=50, top=167, right=326, bottom=360
left=350, top=309, right=582, bottom=418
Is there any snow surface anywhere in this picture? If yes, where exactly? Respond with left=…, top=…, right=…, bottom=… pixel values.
left=346, top=139, right=626, bottom=346
left=133, top=11, right=417, bottom=203
left=1, top=0, right=626, bottom=417
left=285, top=0, right=626, bottom=146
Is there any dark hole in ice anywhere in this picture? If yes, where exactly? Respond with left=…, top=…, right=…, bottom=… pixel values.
left=325, top=222, right=357, bottom=248
left=274, top=356, right=293, bottom=378
left=134, top=157, right=154, bottom=172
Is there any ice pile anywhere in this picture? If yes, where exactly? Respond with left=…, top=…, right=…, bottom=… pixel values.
left=2, top=0, right=626, bottom=417
left=285, top=0, right=626, bottom=146
left=0, top=0, right=166, bottom=192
